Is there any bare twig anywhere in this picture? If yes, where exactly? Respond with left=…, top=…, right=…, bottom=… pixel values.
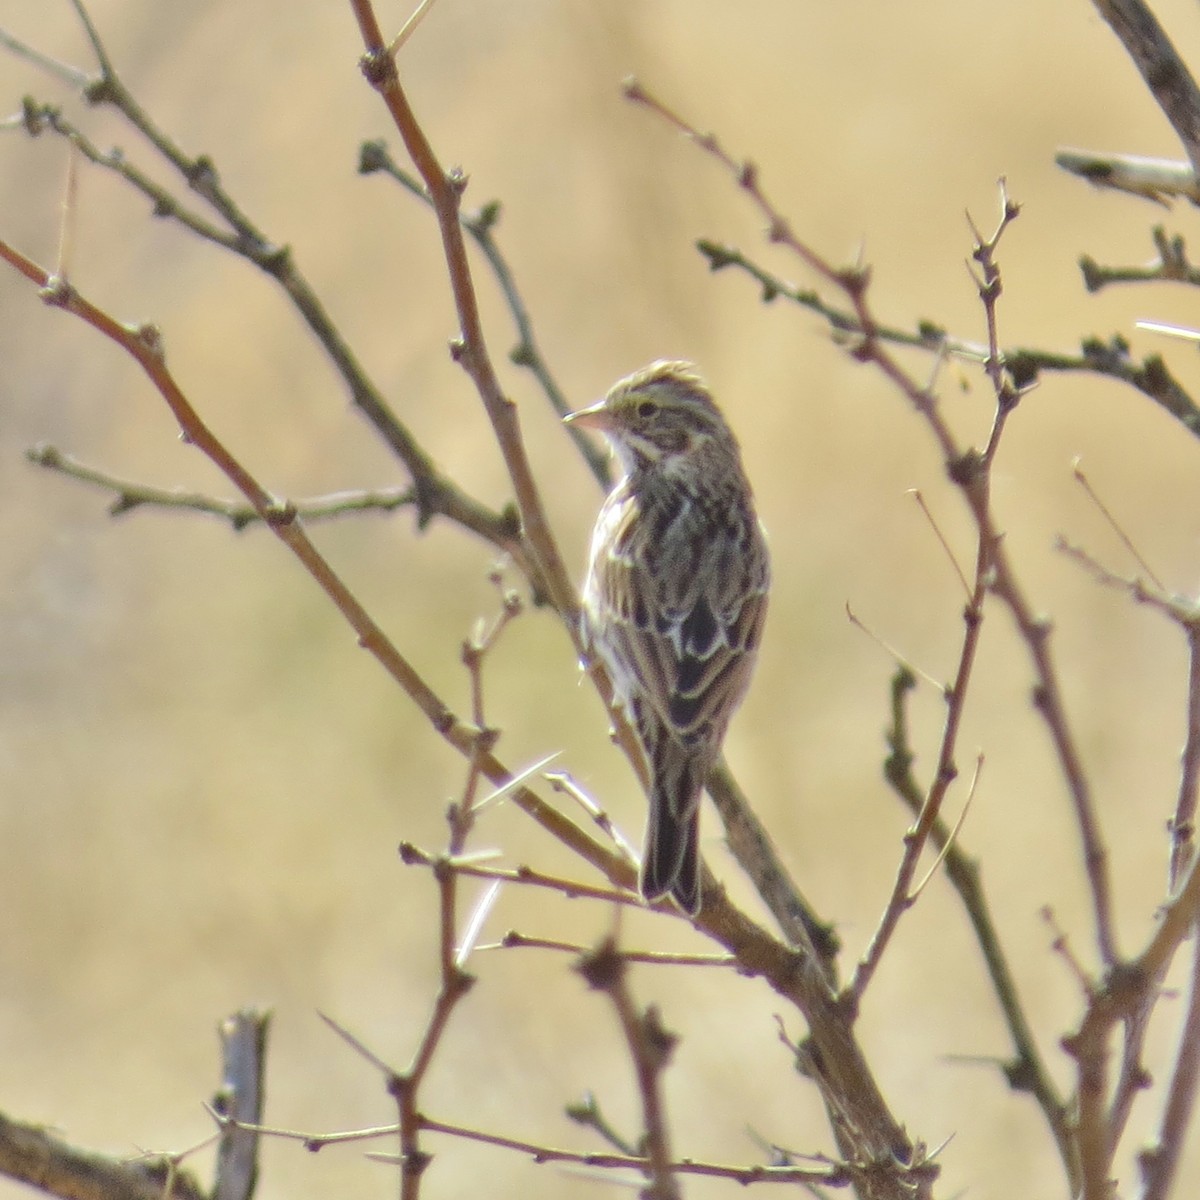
left=0, top=24, right=90, bottom=87
left=390, top=583, right=526, bottom=1197
left=0, top=1111, right=209, bottom=1200
left=490, top=931, right=737, bottom=967
left=1139, top=935, right=1200, bottom=1200
left=1055, top=538, right=1196, bottom=624
left=1088, top=0, right=1200, bottom=176
left=398, top=844, right=641, bottom=906
left=0, top=236, right=632, bottom=900
left=350, top=1, right=577, bottom=622
left=1042, top=907, right=1096, bottom=999
left=1171, top=627, right=1200, bottom=890
left=705, top=759, right=841, bottom=973
left=848, top=550, right=985, bottom=1003
left=845, top=603, right=944, bottom=693
left=908, top=753, right=982, bottom=902
left=1072, top=460, right=1165, bottom=590
left=542, top=771, right=640, bottom=864
left=576, top=941, right=680, bottom=1199
left=16, top=45, right=529, bottom=567
left=564, top=1092, right=639, bottom=1156
left=697, top=239, right=1200, bottom=442
left=851, top=193, right=1021, bottom=1004
left=881, top=670, right=1078, bottom=1190
left=910, top=488, right=972, bottom=602
left=358, top=139, right=611, bottom=489
left=1080, top=226, right=1200, bottom=293
left=27, top=443, right=422, bottom=528
left=410, top=1114, right=850, bottom=1186
left=208, top=1101, right=399, bottom=1151
left=215, top=1100, right=847, bottom=1186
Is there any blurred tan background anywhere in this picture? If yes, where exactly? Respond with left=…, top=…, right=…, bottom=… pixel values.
left=4, top=1, right=1200, bottom=1197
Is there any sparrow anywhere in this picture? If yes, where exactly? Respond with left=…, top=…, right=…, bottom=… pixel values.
left=565, top=361, right=769, bottom=914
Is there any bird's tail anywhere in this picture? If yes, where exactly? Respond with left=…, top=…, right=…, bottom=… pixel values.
left=641, top=753, right=705, bottom=916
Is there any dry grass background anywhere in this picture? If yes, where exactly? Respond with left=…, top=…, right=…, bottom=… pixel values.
left=4, top=1, right=1200, bottom=1197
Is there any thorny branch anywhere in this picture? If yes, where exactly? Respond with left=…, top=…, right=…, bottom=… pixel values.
left=26, top=443, right=422, bottom=529
left=882, top=669, right=1079, bottom=1191
left=388, top=582, right=521, bottom=1200
left=349, top=0, right=576, bottom=620
left=357, top=137, right=612, bottom=489
left=213, top=1107, right=849, bottom=1187
left=1051, top=535, right=1200, bottom=1196
left=627, top=77, right=1118, bottom=969
left=0, top=236, right=631, bottom=904
left=696, top=239, right=1200, bottom=441
left=10, top=2, right=1200, bottom=1197
left=576, top=941, right=680, bottom=1200
left=11, top=37, right=532, bottom=572
left=849, top=193, right=1021, bottom=1007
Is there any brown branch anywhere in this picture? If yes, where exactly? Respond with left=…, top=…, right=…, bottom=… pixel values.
left=17, top=52, right=528, bottom=568
left=697, top=240, right=1200, bottom=443
left=0, top=235, right=631, bottom=899
left=398, top=845, right=640, bottom=906
left=358, top=138, right=612, bottom=489
left=986, top=523, right=1118, bottom=968
left=881, top=669, right=1079, bottom=1191
left=1060, top=829, right=1200, bottom=1200
left=705, top=760, right=841, bottom=973
left=1171, top=626, right=1200, bottom=891
left=212, top=1104, right=849, bottom=1186
left=0, top=1111, right=209, bottom=1200
left=350, top=3, right=578, bottom=622
left=388, top=586, right=522, bottom=1199
left=0, top=24, right=90, bottom=87
left=1139, top=935, right=1200, bottom=1200
left=413, top=1114, right=850, bottom=1187
left=564, top=1092, right=639, bottom=1155
left=1055, top=537, right=1200, bottom=892
left=577, top=940, right=680, bottom=1200
left=849, top=184, right=1020, bottom=996
left=848, top=548, right=983, bottom=1003
left=493, top=931, right=737, bottom=967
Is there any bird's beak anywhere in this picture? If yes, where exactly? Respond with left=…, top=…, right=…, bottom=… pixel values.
left=563, top=399, right=612, bottom=431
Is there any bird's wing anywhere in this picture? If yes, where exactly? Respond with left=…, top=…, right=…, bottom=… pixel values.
left=596, top=494, right=768, bottom=748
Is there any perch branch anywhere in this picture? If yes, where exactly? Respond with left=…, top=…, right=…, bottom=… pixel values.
left=0, top=236, right=631, bottom=901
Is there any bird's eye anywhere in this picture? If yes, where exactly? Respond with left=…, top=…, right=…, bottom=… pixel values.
left=636, top=399, right=659, bottom=419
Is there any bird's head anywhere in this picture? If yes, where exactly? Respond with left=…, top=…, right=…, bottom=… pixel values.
left=564, top=360, right=733, bottom=474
